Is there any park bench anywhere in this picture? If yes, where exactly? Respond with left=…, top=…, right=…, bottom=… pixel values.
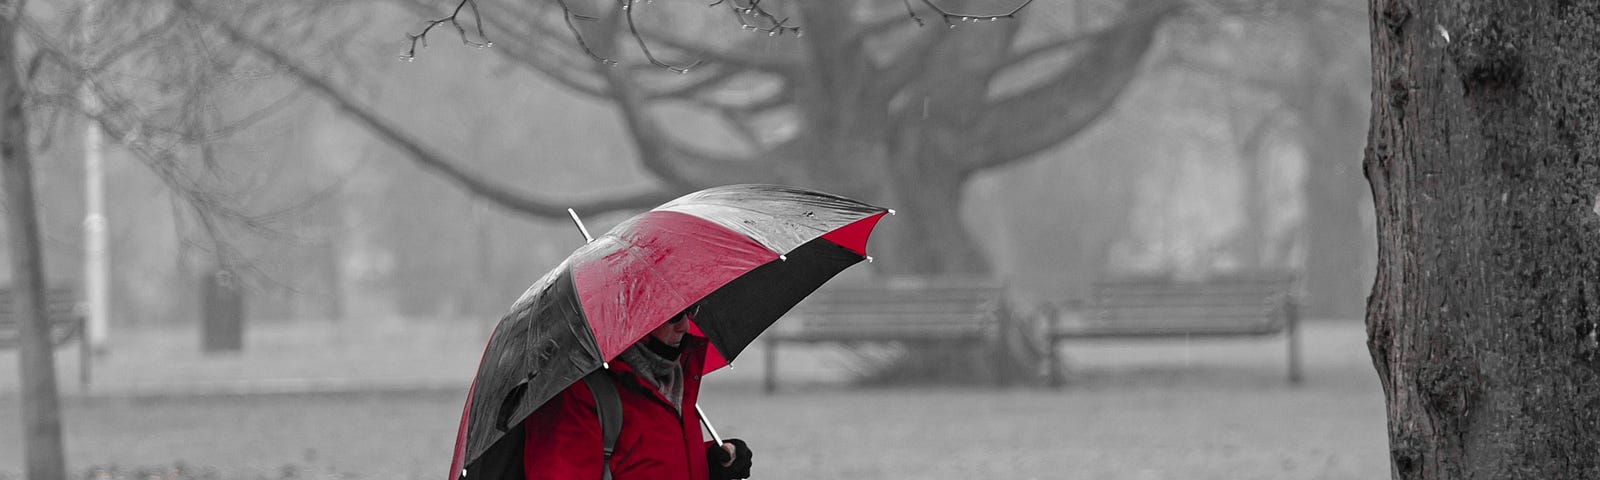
left=0, top=286, right=91, bottom=386
left=1046, top=271, right=1301, bottom=386
left=763, top=276, right=1015, bottom=393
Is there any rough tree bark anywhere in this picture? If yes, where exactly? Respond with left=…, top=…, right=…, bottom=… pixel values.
left=1, top=0, right=69, bottom=478
left=1365, top=1, right=1600, bottom=478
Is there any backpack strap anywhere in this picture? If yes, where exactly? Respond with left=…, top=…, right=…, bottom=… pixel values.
left=581, top=369, right=623, bottom=480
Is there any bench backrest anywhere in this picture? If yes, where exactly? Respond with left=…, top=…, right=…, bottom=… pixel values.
left=0, top=287, right=84, bottom=345
left=789, top=276, right=1008, bottom=337
left=1082, top=272, right=1296, bottom=333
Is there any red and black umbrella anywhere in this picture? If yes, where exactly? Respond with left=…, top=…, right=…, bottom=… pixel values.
left=447, top=184, right=889, bottom=478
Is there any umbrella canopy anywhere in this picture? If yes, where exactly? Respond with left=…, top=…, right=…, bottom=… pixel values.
left=448, top=184, right=889, bottom=477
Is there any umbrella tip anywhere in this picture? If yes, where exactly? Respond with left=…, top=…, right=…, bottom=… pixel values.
left=887, top=209, right=896, bottom=216
left=779, top=254, right=788, bottom=261
left=866, top=255, right=874, bottom=263
left=602, top=362, right=610, bottom=370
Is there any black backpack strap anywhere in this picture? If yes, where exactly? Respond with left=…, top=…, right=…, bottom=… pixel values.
left=582, top=369, right=623, bottom=480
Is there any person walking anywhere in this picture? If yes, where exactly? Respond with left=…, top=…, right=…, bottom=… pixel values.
left=521, top=305, right=754, bottom=480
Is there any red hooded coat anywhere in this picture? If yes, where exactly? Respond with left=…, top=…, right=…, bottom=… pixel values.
left=521, top=336, right=714, bottom=480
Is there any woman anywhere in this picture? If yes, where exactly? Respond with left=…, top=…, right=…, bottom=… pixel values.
left=521, top=306, right=754, bottom=480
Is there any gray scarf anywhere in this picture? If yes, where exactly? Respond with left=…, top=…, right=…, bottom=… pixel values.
left=618, top=343, right=685, bottom=412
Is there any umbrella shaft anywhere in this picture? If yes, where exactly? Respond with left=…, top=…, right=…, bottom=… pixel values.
left=696, top=404, right=723, bottom=445
left=567, top=208, right=595, bottom=243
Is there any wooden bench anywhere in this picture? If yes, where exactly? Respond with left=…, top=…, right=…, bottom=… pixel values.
left=0, top=286, right=91, bottom=386
left=1046, top=272, right=1301, bottom=386
left=763, top=276, right=1013, bottom=393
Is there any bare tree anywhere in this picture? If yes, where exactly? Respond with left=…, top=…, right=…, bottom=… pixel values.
left=2, top=0, right=68, bottom=476
left=1367, top=1, right=1600, bottom=478
left=417, top=0, right=1186, bottom=274
left=4, top=2, right=350, bottom=474
left=167, top=0, right=1190, bottom=279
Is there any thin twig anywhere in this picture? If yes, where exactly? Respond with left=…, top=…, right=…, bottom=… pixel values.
left=625, top=0, right=700, bottom=73
left=910, top=0, right=1035, bottom=27
left=714, top=0, right=800, bottom=37
left=902, top=0, right=923, bottom=26
left=555, top=0, right=617, bottom=66
left=402, top=0, right=490, bottom=60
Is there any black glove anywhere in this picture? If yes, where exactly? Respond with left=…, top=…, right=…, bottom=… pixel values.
left=706, top=438, right=753, bottom=480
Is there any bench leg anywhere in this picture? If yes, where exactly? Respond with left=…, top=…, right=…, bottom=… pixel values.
left=78, top=318, right=91, bottom=388
left=80, top=334, right=91, bottom=387
left=991, top=337, right=1010, bottom=388
left=1286, top=304, right=1303, bottom=386
left=763, top=339, right=777, bottom=395
left=1047, top=337, right=1063, bottom=388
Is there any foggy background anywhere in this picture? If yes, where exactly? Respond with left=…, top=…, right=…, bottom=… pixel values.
left=1, top=0, right=1382, bottom=478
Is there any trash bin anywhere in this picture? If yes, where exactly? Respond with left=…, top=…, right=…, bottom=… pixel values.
left=201, top=268, right=244, bottom=353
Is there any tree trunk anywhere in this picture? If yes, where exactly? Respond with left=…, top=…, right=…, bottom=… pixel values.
left=1365, top=1, right=1600, bottom=478
left=1, top=2, right=70, bottom=478
left=877, top=164, right=991, bottom=275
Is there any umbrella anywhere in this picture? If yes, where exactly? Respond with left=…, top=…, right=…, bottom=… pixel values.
left=448, top=184, right=890, bottom=479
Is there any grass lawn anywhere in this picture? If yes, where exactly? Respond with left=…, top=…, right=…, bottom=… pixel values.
left=0, top=370, right=1387, bottom=480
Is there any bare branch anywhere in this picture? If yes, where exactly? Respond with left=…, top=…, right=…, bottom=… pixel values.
left=88, top=9, right=185, bottom=74
left=628, top=28, right=800, bottom=73
left=909, top=0, right=1034, bottom=27
left=712, top=0, right=801, bottom=37
left=968, top=1, right=1181, bottom=172
left=641, top=63, right=734, bottom=100
left=599, top=65, right=779, bottom=187
left=623, top=0, right=700, bottom=73
left=409, top=0, right=614, bottom=97
left=901, top=0, right=923, bottom=26
left=177, top=0, right=683, bottom=219
left=555, top=0, right=619, bottom=66
left=402, top=0, right=490, bottom=60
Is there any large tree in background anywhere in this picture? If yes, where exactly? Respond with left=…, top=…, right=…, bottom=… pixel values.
left=1, top=0, right=68, bottom=475
left=1366, top=1, right=1600, bottom=478
left=179, top=0, right=1187, bottom=277
left=421, top=0, right=1182, bottom=274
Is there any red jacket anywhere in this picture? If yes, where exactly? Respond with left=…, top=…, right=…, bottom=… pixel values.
left=522, top=336, right=713, bottom=480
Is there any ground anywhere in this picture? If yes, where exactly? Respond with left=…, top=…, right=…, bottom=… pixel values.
left=0, top=319, right=1388, bottom=479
